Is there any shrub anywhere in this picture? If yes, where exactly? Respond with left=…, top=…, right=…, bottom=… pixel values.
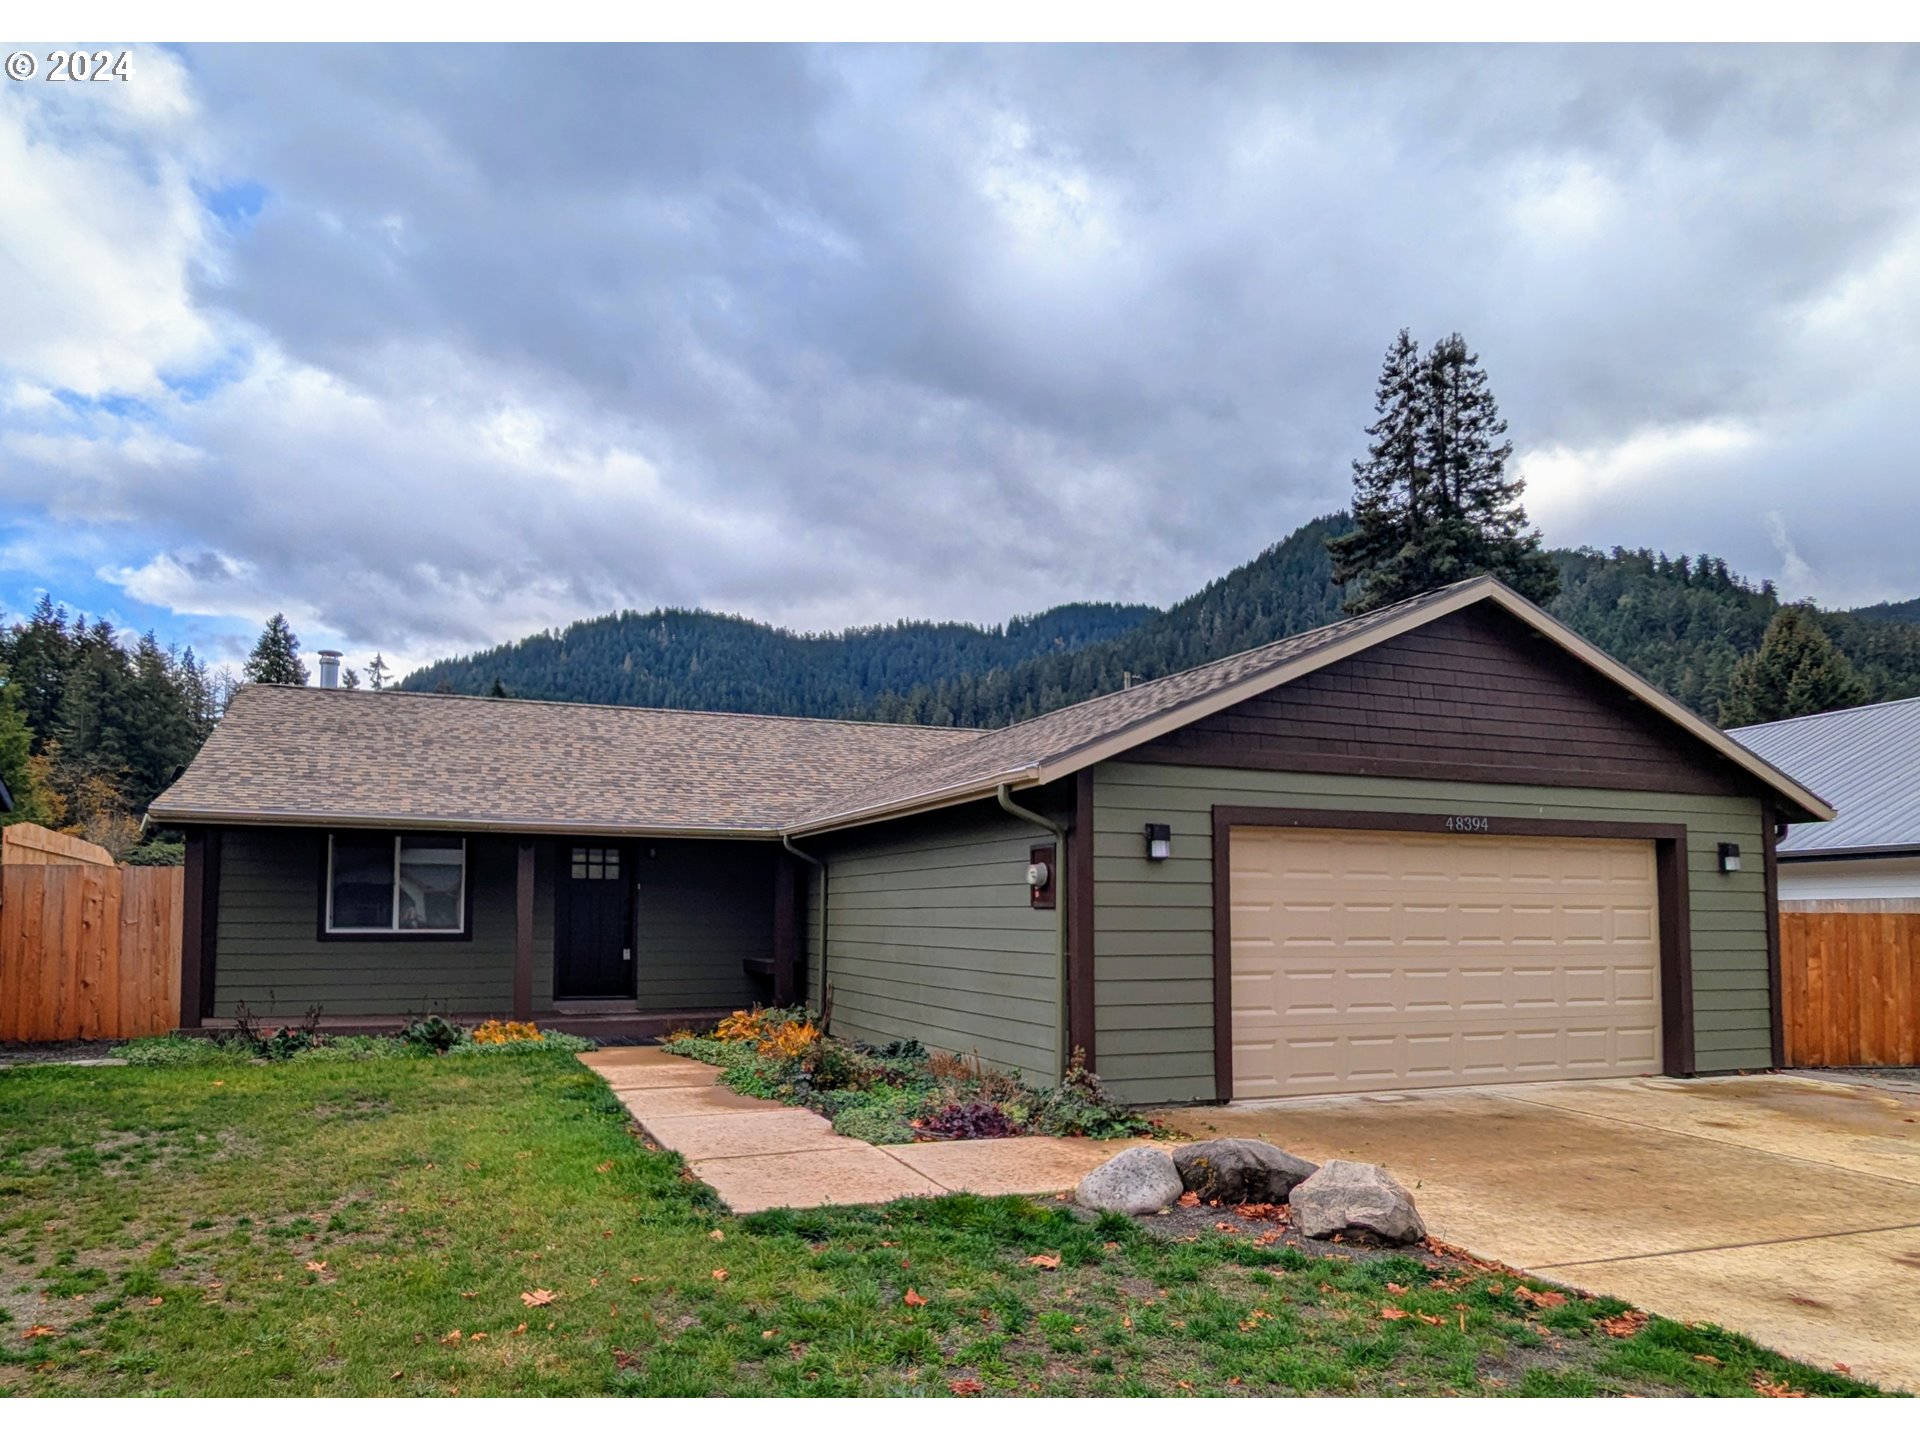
left=471, top=1019, right=544, bottom=1046
left=917, top=1099, right=1019, bottom=1140
left=398, top=1014, right=464, bottom=1053
left=832, top=1101, right=918, bottom=1145
left=451, top=1030, right=593, bottom=1056
left=797, top=1036, right=871, bottom=1092
left=1027, top=1053, right=1152, bottom=1139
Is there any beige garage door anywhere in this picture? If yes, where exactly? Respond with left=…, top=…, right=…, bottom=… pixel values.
left=1229, top=826, right=1662, bottom=1099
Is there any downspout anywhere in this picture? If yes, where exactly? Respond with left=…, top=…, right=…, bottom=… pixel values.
left=997, top=783, right=1069, bottom=1079
left=781, top=834, right=828, bottom=1022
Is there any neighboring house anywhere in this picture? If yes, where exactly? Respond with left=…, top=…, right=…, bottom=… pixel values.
left=148, top=576, right=1831, bottom=1105
left=1731, top=696, right=1920, bottom=904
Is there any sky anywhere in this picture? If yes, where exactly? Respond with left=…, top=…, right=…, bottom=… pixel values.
left=2, top=43, right=1917, bottom=679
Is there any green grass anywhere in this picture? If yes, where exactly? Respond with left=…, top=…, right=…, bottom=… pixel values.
left=0, top=1054, right=1885, bottom=1397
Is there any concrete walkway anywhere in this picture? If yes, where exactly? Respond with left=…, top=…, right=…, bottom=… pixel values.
left=579, top=1046, right=1141, bottom=1212
left=1158, top=1073, right=1920, bottom=1393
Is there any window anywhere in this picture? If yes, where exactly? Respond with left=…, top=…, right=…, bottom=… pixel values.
left=326, top=833, right=468, bottom=935
left=569, top=846, right=620, bottom=881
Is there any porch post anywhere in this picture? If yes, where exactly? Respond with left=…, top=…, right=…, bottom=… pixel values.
left=179, top=828, right=207, bottom=1029
left=513, top=838, right=535, bottom=1021
left=772, top=851, right=798, bottom=1006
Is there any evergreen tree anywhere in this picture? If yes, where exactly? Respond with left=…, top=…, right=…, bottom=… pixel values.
left=1721, top=606, right=1870, bottom=726
left=244, top=613, right=309, bottom=686
left=0, top=669, right=52, bottom=825
left=1327, top=330, right=1427, bottom=609
left=341, top=665, right=362, bottom=690
left=365, top=653, right=391, bottom=691
left=1328, top=331, right=1557, bottom=613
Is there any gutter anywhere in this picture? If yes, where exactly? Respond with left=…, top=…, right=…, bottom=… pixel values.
left=780, top=834, right=828, bottom=1021
left=996, top=782, right=1069, bottom=1080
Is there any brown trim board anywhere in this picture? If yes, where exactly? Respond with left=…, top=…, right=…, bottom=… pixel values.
left=1068, top=768, right=1097, bottom=1070
left=179, top=827, right=220, bottom=1028
left=513, top=838, right=536, bottom=1020
left=1761, top=801, right=1784, bottom=1069
left=1208, top=805, right=1696, bottom=1103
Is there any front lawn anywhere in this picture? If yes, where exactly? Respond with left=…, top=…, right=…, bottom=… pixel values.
left=0, top=1053, right=1882, bottom=1397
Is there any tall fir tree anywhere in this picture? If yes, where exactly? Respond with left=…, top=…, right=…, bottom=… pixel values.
left=1327, top=330, right=1557, bottom=613
left=1327, top=329, right=1428, bottom=609
left=244, top=613, right=309, bottom=686
left=365, top=653, right=391, bottom=691
left=1720, top=605, right=1869, bottom=726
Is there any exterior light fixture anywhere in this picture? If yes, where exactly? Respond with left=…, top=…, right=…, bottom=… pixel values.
left=1145, top=823, right=1172, bottom=862
left=1718, top=842, right=1742, bottom=873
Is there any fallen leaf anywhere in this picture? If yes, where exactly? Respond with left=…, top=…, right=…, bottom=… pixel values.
left=469, top=1331, right=488, bottom=1340
left=1515, top=1285, right=1568, bottom=1310
left=389, top=1370, right=404, bottom=1381
left=440, top=1330, right=463, bottom=1346
left=1598, top=1310, right=1650, bottom=1339
left=146, top=1297, right=164, bottom=1307
left=949, top=1378, right=984, bottom=1396
left=1214, top=1221, right=1238, bottom=1232
left=212, top=1080, right=225, bottom=1087
left=1692, top=1353, right=1724, bottom=1367
left=521, top=1289, right=557, bottom=1307
left=1380, top=1306, right=1410, bottom=1320
left=1026, top=1254, right=1061, bottom=1270
left=762, top=1329, right=777, bottom=1339
left=711, top=1269, right=728, bottom=1283
left=1833, top=1362, right=1852, bottom=1375
left=904, top=1288, right=927, bottom=1306
left=1176, top=1191, right=1202, bottom=1208
left=23, top=1325, right=58, bottom=1340
left=596, top=1161, right=614, bottom=1173
left=1752, top=1372, right=1807, bottom=1398
left=514, top=1323, right=527, bottom=1335
left=1417, top=1313, right=1447, bottom=1327
left=1386, top=1282, right=1409, bottom=1295
left=305, top=1260, right=328, bottom=1273
left=709, top=1229, right=725, bottom=1242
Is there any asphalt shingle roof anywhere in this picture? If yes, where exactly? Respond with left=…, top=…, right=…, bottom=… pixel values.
left=1731, top=696, right=1920, bottom=856
left=147, top=687, right=983, bottom=834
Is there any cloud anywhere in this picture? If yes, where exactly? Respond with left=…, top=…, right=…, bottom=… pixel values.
left=1, top=42, right=1918, bottom=676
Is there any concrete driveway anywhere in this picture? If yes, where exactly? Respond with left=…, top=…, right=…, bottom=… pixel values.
left=1158, top=1073, right=1920, bottom=1393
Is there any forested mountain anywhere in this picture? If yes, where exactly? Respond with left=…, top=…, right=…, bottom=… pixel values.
left=396, top=514, right=1920, bottom=730
left=399, top=602, right=1158, bottom=716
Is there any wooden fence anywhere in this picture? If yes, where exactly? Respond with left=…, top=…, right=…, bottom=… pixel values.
left=0, top=863, right=183, bottom=1041
left=1780, top=907, right=1920, bottom=1067
left=1, top=822, right=116, bottom=867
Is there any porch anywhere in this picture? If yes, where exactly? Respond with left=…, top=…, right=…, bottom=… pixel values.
left=179, top=826, right=805, bottom=1030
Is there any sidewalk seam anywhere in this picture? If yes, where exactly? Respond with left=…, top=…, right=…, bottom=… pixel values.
left=1537, top=1220, right=1920, bottom=1269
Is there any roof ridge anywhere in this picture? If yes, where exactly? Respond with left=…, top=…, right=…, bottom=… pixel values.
left=240, top=683, right=990, bottom=735
left=1729, top=692, right=1920, bottom=733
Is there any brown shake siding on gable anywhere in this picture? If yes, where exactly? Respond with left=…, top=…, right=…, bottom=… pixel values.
left=1127, top=605, right=1751, bottom=797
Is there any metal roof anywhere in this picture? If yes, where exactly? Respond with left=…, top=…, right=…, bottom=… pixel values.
left=1730, top=695, right=1920, bottom=856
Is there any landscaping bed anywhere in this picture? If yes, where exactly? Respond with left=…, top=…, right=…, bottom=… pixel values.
left=0, top=1049, right=1882, bottom=1397
left=662, top=1007, right=1157, bottom=1144
left=112, top=1014, right=594, bottom=1068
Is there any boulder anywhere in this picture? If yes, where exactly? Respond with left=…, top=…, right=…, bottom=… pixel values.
left=1074, top=1146, right=1184, bottom=1215
left=1173, top=1139, right=1317, bottom=1204
left=1287, top=1159, right=1427, bottom=1244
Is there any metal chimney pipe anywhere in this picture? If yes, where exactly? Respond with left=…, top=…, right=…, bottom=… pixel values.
left=316, top=650, right=343, bottom=689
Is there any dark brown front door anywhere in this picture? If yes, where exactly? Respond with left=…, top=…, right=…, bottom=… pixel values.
left=555, top=844, right=633, bottom=999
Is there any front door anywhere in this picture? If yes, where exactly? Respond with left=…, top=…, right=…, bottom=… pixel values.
left=555, top=843, right=633, bottom=999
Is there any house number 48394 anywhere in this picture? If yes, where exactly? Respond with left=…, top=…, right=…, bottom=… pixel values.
left=1443, top=815, right=1491, bottom=833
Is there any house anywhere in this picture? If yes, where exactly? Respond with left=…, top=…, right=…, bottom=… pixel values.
left=147, top=576, right=1831, bottom=1104
left=1731, top=696, right=1920, bottom=904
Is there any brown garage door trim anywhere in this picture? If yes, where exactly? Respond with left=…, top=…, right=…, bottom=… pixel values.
left=1208, top=805, right=1695, bottom=1103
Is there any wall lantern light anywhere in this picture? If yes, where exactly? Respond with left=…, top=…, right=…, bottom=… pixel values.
left=1145, top=823, right=1172, bottom=862
left=1718, top=842, right=1742, bottom=873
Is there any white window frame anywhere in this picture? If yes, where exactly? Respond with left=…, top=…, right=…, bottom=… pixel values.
left=325, top=833, right=468, bottom=935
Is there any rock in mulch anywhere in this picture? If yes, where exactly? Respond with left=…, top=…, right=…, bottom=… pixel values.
left=1074, top=1146, right=1184, bottom=1215
left=1287, top=1159, right=1427, bottom=1244
left=1172, top=1138, right=1317, bottom=1204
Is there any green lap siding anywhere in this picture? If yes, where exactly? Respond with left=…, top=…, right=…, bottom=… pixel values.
left=1091, top=761, right=1772, bottom=1105
left=214, top=828, right=549, bottom=1017
left=803, top=801, right=1062, bottom=1084
left=631, top=840, right=775, bottom=1010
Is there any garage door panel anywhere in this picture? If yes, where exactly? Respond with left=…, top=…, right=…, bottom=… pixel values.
left=1229, top=827, right=1663, bottom=1099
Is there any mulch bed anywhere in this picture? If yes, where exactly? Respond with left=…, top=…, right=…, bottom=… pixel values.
left=1125, top=1191, right=1517, bottom=1276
